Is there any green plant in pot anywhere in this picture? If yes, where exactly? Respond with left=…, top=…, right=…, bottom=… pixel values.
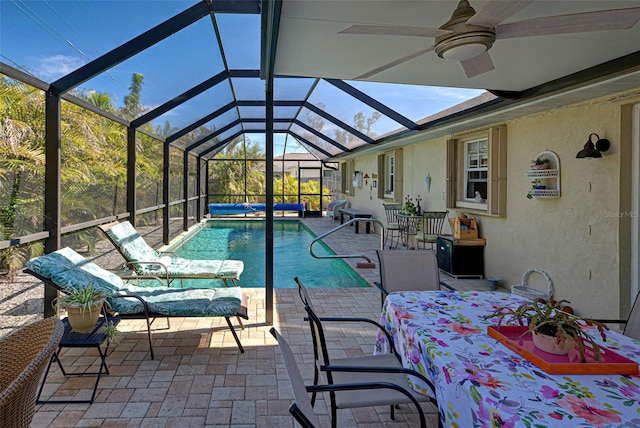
left=400, top=196, right=417, bottom=215
left=485, top=299, right=609, bottom=362
left=530, top=157, right=550, bottom=170
left=53, top=285, right=109, bottom=333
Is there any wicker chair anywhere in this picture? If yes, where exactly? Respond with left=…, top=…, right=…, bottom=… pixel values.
left=0, top=317, right=64, bottom=427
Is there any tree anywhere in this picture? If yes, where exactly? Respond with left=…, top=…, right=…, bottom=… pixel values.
left=122, top=73, right=144, bottom=119
left=0, top=78, right=46, bottom=276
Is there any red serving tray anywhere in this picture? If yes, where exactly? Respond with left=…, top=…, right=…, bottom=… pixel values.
left=487, top=325, right=639, bottom=375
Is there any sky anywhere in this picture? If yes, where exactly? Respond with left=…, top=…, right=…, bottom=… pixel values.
left=0, top=0, right=485, bottom=154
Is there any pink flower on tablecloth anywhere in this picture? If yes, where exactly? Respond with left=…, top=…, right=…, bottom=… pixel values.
left=477, top=397, right=519, bottom=428
left=457, top=362, right=510, bottom=390
left=451, top=322, right=482, bottom=335
left=436, top=317, right=450, bottom=324
left=557, top=394, right=622, bottom=426
left=429, top=336, right=448, bottom=347
left=540, top=385, right=560, bottom=399
left=396, top=309, right=413, bottom=320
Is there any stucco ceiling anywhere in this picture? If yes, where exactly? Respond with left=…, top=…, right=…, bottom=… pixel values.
left=273, top=0, right=640, bottom=93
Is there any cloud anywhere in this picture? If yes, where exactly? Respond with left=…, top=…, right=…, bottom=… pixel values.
left=35, top=55, right=86, bottom=82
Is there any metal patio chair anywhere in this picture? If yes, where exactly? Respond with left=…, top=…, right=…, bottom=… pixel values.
left=293, top=277, right=441, bottom=428
left=270, top=327, right=430, bottom=428
left=374, top=249, right=453, bottom=307
left=382, top=203, right=403, bottom=249
left=595, top=292, right=640, bottom=340
left=415, top=211, right=449, bottom=250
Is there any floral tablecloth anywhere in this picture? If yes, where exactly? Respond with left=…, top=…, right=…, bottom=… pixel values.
left=376, top=290, right=640, bottom=427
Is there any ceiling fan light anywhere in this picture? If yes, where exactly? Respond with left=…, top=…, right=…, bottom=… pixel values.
left=435, top=32, right=495, bottom=61
left=440, top=43, right=487, bottom=60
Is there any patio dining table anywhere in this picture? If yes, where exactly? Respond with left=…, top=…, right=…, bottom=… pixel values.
left=376, top=290, right=640, bottom=427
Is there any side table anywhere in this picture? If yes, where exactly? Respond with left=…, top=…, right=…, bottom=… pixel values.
left=36, top=315, right=120, bottom=404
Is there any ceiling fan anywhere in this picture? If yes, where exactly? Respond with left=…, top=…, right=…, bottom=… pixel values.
left=339, top=0, right=640, bottom=79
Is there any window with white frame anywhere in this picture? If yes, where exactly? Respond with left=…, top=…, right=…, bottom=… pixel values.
left=378, top=149, right=403, bottom=201
left=340, top=160, right=354, bottom=195
left=385, top=153, right=394, bottom=197
left=446, top=126, right=507, bottom=217
left=464, top=138, right=488, bottom=201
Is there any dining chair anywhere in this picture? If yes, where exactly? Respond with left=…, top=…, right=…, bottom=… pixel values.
left=595, top=292, right=640, bottom=340
left=415, top=211, right=449, bottom=250
left=293, top=277, right=440, bottom=428
left=270, top=327, right=429, bottom=428
left=382, top=203, right=402, bottom=249
left=374, top=250, right=454, bottom=307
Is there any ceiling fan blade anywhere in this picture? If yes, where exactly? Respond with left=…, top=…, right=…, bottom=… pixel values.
left=339, top=24, right=450, bottom=38
left=355, top=46, right=435, bottom=79
left=496, top=8, right=640, bottom=39
left=461, top=51, right=494, bottom=78
left=467, top=0, right=534, bottom=28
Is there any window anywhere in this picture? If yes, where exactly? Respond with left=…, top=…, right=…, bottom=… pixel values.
left=464, top=138, right=488, bottom=201
left=385, top=153, right=394, bottom=196
left=378, top=149, right=403, bottom=201
left=340, top=160, right=354, bottom=195
left=446, top=126, right=507, bottom=217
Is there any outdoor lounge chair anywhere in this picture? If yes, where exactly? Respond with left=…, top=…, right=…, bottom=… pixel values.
left=99, top=221, right=244, bottom=287
left=293, top=277, right=440, bottom=428
left=270, top=327, right=430, bottom=428
left=0, top=317, right=64, bottom=427
left=374, top=250, right=454, bottom=307
left=24, top=247, right=249, bottom=359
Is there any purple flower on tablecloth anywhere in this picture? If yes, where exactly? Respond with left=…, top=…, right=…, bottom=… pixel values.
left=436, top=317, right=450, bottom=324
left=405, top=334, right=423, bottom=364
left=557, top=394, right=622, bottom=426
left=620, top=384, right=640, bottom=403
left=477, top=396, right=519, bottom=428
left=540, top=385, right=560, bottom=399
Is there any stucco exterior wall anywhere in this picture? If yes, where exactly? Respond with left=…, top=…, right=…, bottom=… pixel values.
left=344, top=90, right=640, bottom=319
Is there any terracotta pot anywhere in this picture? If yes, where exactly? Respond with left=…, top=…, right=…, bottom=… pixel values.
left=66, top=302, right=103, bottom=333
left=532, top=331, right=570, bottom=355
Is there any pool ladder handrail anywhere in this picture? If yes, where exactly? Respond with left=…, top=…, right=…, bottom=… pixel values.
left=308, top=217, right=385, bottom=263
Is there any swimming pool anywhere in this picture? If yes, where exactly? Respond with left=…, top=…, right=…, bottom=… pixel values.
left=169, top=220, right=369, bottom=288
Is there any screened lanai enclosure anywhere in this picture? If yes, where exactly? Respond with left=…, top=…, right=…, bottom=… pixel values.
left=4, top=0, right=639, bottom=323
left=0, top=0, right=489, bottom=322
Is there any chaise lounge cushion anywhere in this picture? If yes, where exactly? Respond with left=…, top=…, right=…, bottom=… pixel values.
left=103, top=221, right=244, bottom=280
left=25, top=248, right=243, bottom=316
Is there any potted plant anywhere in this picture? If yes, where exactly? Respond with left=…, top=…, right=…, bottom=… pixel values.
left=53, top=285, right=110, bottom=333
left=400, top=195, right=417, bottom=215
left=530, top=157, right=551, bottom=170
left=485, top=298, right=609, bottom=362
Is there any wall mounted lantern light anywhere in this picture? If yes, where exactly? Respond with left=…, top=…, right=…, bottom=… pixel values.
left=576, top=133, right=611, bottom=159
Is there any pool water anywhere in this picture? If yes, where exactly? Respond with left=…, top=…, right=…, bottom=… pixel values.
left=169, top=220, right=369, bottom=288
